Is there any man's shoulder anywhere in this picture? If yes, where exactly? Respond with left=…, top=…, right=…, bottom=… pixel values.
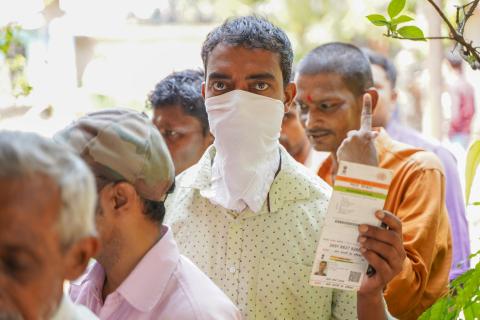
left=379, top=133, right=445, bottom=174
left=387, top=123, right=457, bottom=169
left=279, top=148, right=332, bottom=195
left=169, top=149, right=332, bottom=201
left=167, top=255, right=241, bottom=319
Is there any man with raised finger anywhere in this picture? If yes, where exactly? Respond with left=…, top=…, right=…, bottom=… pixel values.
left=295, top=42, right=452, bottom=320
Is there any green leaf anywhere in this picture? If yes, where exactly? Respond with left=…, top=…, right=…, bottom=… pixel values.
left=366, top=14, right=389, bottom=26
left=473, top=201, right=480, bottom=206
left=466, top=140, right=480, bottom=203
left=388, top=0, right=406, bottom=18
left=397, top=25, right=426, bottom=41
left=391, top=15, right=414, bottom=26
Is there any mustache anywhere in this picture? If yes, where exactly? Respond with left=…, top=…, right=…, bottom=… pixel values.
left=305, top=128, right=333, bottom=136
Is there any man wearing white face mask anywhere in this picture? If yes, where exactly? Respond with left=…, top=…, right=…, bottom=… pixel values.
left=202, top=91, right=284, bottom=212
left=165, top=16, right=404, bottom=320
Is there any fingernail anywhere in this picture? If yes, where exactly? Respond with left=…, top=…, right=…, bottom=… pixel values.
left=376, top=211, right=385, bottom=219
left=359, top=225, right=368, bottom=233
left=359, top=237, right=366, bottom=243
left=360, top=247, right=367, bottom=253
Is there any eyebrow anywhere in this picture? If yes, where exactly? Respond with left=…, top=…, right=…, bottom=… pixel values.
left=207, top=72, right=276, bottom=81
left=207, top=72, right=231, bottom=80
left=246, top=73, right=276, bottom=81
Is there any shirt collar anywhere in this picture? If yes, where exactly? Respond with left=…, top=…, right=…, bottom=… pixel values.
left=72, top=225, right=180, bottom=313
left=180, top=145, right=311, bottom=213
left=116, top=225, right=180, bottom=312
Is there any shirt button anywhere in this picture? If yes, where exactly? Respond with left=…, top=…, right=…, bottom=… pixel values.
left=229, top=266, right=236, bottom=273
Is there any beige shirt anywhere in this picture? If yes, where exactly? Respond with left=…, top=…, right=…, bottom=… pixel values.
left=165, top=146, right=357, bottom=320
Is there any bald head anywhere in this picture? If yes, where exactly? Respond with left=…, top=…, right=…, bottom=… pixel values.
left=297, top=42, right=373, bottom=97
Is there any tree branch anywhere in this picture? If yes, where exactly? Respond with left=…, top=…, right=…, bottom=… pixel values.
left=386, top=34, right=453, bottom=40
left=426, top=0, right=480, bottom=67
left=464, top=0, right=479, bottom=20
left=426, top=0, right=459, bottom=38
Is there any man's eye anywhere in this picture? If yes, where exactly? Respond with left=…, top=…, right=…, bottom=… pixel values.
left=254, top=82, right=269, bottom=91
left=163, top=130, right=179, bottom=138
left=1, top=256, right=28, bottom=275
left=212, top=82, right=226, bottom=91
left=296, top=102, right=308, bottom=113
left=319, top=103, right=335, bottom=110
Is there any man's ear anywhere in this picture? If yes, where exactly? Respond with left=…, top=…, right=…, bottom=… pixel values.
left=283, top=82, right=297, bottom=113
left=365, top=87, right=379, bottom=114
left=63, top=236, right=100, bottom=281
left=111, top=182, right=138, bottom=212
left=201, top=82, right=206, bottom=99
left=204, top=132, right=214, bottom=147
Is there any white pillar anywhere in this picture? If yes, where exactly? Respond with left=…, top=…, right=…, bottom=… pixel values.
left=422, top=0, right=444, bottom=140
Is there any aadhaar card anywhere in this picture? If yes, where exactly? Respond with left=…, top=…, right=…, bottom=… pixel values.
left=310, top=160, right=393, bottom=291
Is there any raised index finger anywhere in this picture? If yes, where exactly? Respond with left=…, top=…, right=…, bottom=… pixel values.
left=360, top=93, right=372, bottom=132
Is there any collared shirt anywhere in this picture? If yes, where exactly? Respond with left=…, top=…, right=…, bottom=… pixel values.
left=318, top=129, right=452, bottom=320
left=69, top=226, right=241, bottom=320
left=202, top=146, right=280, bottom=213
left=386, top=120, right=470, bottom=279
left=52, top=294, right=98, bottom=320
left=165, top=145, right=357, bottom=320
left=304, top=149, right=329, bottom=174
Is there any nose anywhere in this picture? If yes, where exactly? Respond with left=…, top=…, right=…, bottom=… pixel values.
left=300, top=111, right=312, bottom=130
left=233, top=81, right=249, bottom=92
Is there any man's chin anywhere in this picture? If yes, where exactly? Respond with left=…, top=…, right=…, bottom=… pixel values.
left=310, top=141, right=335, bottom=154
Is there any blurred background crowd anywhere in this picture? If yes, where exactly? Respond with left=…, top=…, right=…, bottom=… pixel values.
left=0, top=0, right=479, bottom=264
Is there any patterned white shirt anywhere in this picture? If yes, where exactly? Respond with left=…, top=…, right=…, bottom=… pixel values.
left=165, top=146, right=357, bottom=320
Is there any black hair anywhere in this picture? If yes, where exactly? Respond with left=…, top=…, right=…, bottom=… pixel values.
left=148, top=69, right=208, bottom=135
left=140, top=180, right=175, bottom=224
left=362, top=48, right=397, bottom=89
left=201, top=15, right=293, bottom=86
left=297, top=42, right=373, bottom=97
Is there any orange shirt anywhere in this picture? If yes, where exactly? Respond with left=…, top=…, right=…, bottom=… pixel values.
left=318, top=129, right=452, bottom=320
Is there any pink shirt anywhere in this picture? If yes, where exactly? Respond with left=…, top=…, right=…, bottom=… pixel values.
left=70, top=226, right=242, bottom=320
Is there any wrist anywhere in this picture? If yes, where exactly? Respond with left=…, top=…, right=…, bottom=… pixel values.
left=357, top=290, right=383, bottom=306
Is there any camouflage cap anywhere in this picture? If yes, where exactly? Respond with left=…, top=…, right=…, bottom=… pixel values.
left=53, top=108, right=175, bottom=202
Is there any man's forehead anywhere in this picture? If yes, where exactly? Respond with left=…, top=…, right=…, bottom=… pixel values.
left=206, top=44, right=282, bottom=79
left=0, top=176, right=61, bottom=225
left=154, top=105, right=200, bottom=123
left=296, top=73, right=351, bottom=98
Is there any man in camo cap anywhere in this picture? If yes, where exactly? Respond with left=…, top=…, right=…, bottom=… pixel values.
left=54, top=109, right=241, bottom=320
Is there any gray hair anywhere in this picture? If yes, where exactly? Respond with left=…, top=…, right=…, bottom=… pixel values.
left=0, top=131, right=96, bottom=247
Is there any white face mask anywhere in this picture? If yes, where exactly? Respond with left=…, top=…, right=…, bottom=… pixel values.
left=201, top=89, right=285, bottom=213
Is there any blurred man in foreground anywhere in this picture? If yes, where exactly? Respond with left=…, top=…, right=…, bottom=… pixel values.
left=149, top=69, right=213, bottom=175
left=55, top=109, right=241, bottom=319
left=0, top=131, right=99, bottom=319
left=295, top=42, right=452, bottom=319
left=365, top=49, right=470, bottom=280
